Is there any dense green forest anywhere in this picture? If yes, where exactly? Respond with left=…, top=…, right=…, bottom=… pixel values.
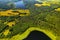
left=0, top=2, right=60, bottom=40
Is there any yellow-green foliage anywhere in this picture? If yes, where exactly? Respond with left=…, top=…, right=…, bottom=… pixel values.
left=0, top=9, right=30, bottom=16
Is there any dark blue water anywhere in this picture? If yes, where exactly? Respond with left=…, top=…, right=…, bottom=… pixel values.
left=14, top=1, right=26, bottom=9
left=23, top=30, right=51, bottom=40
left=0, top=0, right=39, bottom=9
left=0, top=0, right=26, bottom=9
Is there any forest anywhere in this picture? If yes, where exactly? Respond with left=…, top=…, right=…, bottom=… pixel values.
left=0, top=1, right=60, bottom=40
